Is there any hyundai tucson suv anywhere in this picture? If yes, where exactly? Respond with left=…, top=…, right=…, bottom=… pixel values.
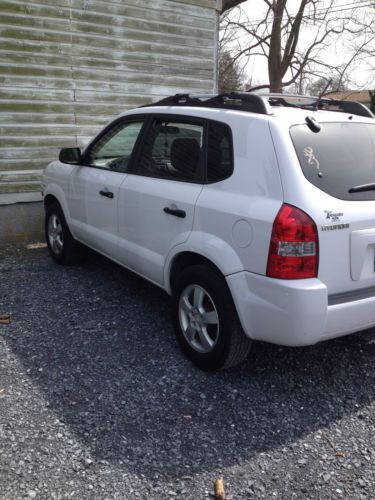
left=43, top=92, right=375, bottom=370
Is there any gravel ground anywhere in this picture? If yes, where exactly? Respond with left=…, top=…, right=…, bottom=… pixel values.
left=0, top=243, right=374, bottom=500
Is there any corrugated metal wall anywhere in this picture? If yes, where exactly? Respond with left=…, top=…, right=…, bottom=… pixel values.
left=0, top=0, right=219, bottom=204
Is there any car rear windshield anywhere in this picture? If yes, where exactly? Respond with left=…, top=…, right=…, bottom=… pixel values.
left=290, top=122, right=375, bottom=201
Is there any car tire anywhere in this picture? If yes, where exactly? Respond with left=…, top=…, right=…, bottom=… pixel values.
left=45, top=202, right=84, bottom=265
left=172, top=264, right=252, bottom=371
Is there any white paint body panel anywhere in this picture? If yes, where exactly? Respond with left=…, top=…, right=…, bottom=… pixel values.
left=44, top=105, right=375, bottom=347
left=227, top=271, right=375, bottom=346
left=117, top=175, right=203, bottom=285
left=68, top=166, right=127, bottom=256
left=350, top=228, right=375, bottom=281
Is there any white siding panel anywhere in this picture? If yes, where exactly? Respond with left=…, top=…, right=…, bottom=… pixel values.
left=0, top=0, right=218, bottom=202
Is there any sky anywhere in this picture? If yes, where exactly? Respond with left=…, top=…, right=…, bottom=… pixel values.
left=227, top=0, right=375, bottom=90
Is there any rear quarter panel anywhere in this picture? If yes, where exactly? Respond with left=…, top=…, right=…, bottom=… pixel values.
left=169, top=115, right=284, bottom=279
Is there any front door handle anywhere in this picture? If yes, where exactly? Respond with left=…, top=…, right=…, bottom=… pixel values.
left=99, top=189, right=114, bottom=199
left=163, top=206, right=186, bottom=218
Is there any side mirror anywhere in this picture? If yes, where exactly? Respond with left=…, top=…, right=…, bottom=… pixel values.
left=59, top=147, right=82, bottom=164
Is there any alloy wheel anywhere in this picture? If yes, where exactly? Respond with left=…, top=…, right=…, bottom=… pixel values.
left=47, top=213, right=64, bottom=255
left=178, top=284, right=220, bottom=353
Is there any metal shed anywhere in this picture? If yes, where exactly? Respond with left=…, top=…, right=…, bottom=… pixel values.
left=0, top=0, right=227, bottom=204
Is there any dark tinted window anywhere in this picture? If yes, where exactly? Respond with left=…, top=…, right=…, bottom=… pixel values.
left=290, top=122, right=375, bottom=200
left=138, top=119, right=203, bottom=182
left=207, top=122, right=234, bottom=182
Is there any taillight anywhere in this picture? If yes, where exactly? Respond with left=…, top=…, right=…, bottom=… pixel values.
left=266, top=204, right=318, bottom=279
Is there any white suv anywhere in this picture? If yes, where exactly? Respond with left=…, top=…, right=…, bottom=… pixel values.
left=43, top=92, right=375, bottom=370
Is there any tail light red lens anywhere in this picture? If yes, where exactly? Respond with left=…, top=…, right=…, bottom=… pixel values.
left=266, top=204, right=319, bottom=279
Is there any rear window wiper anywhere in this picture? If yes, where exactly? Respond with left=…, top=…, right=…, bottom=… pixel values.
left=348, top=183, right=375, bottom=193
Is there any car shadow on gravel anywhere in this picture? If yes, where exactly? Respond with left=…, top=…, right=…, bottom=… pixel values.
left=3, top=247, right=375, bottom=479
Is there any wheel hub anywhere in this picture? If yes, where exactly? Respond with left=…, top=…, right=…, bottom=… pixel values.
left=190, top=308, right=203, bottom=328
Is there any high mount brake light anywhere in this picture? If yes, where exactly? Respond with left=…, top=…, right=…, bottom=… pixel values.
left=266, top=204, right=319, bottom=279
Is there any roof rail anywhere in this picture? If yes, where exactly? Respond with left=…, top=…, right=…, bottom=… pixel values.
left=257, top=92, right=374, bottom=118
left=141, top=91, right=374, bottom=119
left=142, top=92, right=272, bottom=115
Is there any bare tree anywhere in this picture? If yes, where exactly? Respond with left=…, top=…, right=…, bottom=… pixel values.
left=220, top=0, right=375, bottom=93
left=218, top=50, right=244, bottom=92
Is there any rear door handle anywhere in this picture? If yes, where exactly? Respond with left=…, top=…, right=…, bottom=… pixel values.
left=99, top=189, right=114, bottom=199
left=163, top=206, right=186, bottom=218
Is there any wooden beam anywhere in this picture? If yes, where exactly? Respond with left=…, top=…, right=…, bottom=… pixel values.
left=221, top=0, right=247, bottom=12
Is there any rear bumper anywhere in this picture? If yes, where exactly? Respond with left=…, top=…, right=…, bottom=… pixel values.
left=226, top=271, right=375, bottom=346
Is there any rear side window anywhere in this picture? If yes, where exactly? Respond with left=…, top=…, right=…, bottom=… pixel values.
left=207, top=121, right=234, bottom=182
left=290, top=122, right=375, bottom=200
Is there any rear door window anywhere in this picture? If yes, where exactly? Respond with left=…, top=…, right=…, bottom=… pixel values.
left=138, top=119, right=204, bottom=182
left=290, top=122, right=375, bottom=200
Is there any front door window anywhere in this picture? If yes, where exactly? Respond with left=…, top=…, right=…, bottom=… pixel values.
left=88, top=121, right=144, bottom=171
